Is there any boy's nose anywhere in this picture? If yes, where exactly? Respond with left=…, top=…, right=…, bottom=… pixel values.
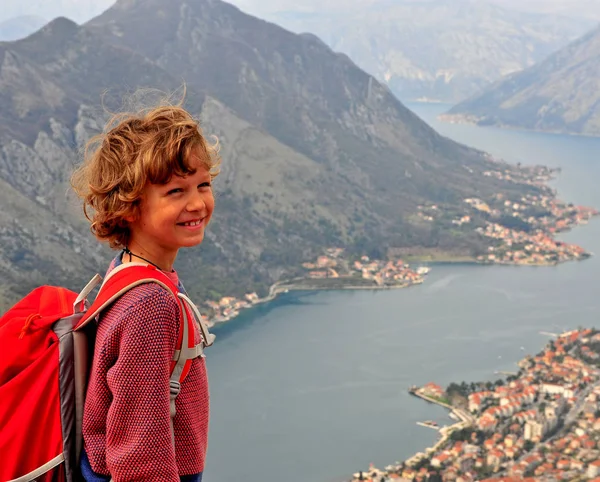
left=187, top=192, right=206, bottom=211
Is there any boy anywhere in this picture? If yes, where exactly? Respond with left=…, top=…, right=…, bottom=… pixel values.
left=71, top=103, right=220, bottom=481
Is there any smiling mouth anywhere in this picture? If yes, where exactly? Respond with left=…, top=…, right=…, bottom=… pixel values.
left=179, top=218, right=204, bottom=227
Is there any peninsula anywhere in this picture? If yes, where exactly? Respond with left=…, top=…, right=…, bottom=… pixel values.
left=201, top=249, right=430, bottom=326
left=351, top=329, right=600, bottom=482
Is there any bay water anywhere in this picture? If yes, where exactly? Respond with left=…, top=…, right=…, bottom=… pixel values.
left=203, top=103, right=600, bottom=482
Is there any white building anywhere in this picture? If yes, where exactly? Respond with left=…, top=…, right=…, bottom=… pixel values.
left=524, top=420, right=545, bottom=441
left=541, top=383, right=574, bottom=399
left=587, top=460, right=600, bottom=478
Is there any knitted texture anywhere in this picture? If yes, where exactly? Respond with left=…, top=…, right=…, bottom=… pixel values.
left=82, top=264, right=209, bottom=481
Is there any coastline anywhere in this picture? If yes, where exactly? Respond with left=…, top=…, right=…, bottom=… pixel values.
left=205, top=225, right=596, bottom=328
left=402, top=256, right=479, bottom=265
left=437, top=113, right=600, bottom=140
left=207, top=275, right=424, bottom=327
left=406, top=391, right=473, bottom=466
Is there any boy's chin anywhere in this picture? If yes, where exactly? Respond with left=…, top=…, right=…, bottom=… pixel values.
left=181, top=234, right=205, bottom=248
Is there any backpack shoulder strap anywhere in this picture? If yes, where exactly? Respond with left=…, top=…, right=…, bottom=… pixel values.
left=74, top=262, right=180, bottom=331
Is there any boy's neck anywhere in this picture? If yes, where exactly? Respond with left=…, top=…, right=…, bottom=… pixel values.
left=122, top=245, right=176, bottom=272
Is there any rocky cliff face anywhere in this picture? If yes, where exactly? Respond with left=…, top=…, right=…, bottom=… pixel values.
left=443, top=25, right=600, bottom=137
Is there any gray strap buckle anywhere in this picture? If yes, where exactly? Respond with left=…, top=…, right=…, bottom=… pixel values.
left=177, top=293, right=216, bottom=347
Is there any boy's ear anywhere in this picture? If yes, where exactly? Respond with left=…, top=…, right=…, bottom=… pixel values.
left=123, top=211, right=137, bottom=223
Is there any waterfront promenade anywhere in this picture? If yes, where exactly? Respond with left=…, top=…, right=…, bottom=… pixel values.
left=403, top=390, right=474, bottom=467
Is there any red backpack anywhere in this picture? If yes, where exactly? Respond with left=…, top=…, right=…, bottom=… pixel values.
left=0, top=262, right=215, bottom=482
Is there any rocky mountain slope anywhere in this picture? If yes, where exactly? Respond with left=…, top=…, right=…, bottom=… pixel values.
left=443, top=25, right=600, bottom=137
left=0, top=0, right=544, bottom=311
left=250, top=0, right=591, bottom=103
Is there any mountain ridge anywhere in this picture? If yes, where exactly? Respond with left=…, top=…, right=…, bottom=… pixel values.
left=443, top=24, right=600, bottom=137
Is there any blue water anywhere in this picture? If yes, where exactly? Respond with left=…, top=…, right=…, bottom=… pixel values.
left=203, top=103, right=600, bottom=482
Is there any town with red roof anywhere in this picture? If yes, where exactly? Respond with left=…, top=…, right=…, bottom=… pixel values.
left=352, top=329, right=600, bottom=482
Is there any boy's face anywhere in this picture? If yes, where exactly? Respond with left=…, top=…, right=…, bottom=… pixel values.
left=128, top=152, right=215, bottom=261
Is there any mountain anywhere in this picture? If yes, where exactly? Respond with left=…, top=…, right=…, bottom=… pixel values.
left=0, top=15, right=47, bottom=41
left=0, top=16, right=205, bottom=305
left=0, top=0, right=544, bottom=310
left=489, top=0, right=600, bottom=21
left=443, top=25, right=600, bottom=137
left=242, top=0, right=592, bottom=103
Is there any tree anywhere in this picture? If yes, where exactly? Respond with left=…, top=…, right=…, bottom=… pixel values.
left=428, top=472, right=443, bottom=482
left=447, top=382, right=469, bottom=398
left=524, top=440, right=535, bottom=452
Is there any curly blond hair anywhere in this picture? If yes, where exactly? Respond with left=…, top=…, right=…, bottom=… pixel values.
left=71, top=104, right=220, bottom=249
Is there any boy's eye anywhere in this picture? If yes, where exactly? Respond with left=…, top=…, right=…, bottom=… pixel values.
left=167, top=188, right=183, bottom=195
left=199, top=182, right=211, bottom=189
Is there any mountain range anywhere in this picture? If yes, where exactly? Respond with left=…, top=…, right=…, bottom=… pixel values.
left=2, top=0, right=595, bottom=105
left=489, top=0, right=600, bottom=21
left=238, top=0, right=593, bottom=103
left=0, top=0, right=545, bottom=311
left=443, top=25, right=600, bottom=137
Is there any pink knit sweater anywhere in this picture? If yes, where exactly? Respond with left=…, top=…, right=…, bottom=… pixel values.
left=82, top=261, right=209, bottom=480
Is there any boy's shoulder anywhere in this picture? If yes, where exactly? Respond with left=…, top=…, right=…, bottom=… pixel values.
left=99, top=280, right=181, bottom=336
left=97, top=253, right=182, bottom=329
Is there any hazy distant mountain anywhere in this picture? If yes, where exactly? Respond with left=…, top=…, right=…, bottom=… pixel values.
left=490, top=0, right=600, bottom=21
left=443, top=25, right=600, bottom=137
left=229, top=0, right=600, bottom=21
left=257, top=0, right=592, bottom=103
left=0, top=0, right=543, bottom=309
left=0, top=15, right=47, bottom=41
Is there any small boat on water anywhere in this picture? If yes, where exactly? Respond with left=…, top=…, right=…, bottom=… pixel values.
left=417, top=420, right=439, bottom=429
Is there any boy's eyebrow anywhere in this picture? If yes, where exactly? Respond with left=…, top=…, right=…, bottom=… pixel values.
left=166, top=172, right=211, bottom=184
left=196, top=171, right=212, bottom=181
